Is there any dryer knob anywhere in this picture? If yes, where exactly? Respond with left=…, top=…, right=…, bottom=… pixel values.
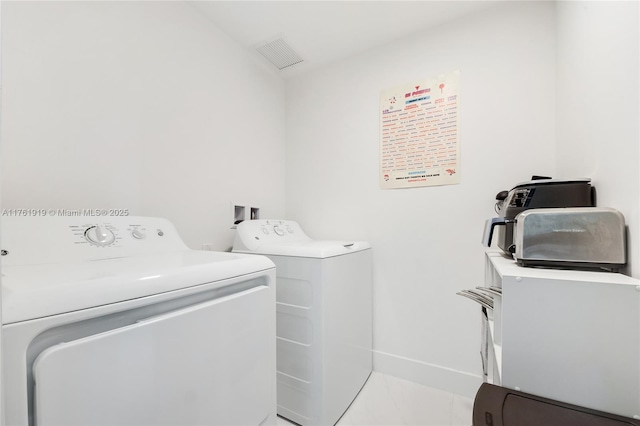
left=273, top=226, right=285, bottom=236
left=131, top=228, right=146, bottom=239
left=85, top=225, right=116, bottom=246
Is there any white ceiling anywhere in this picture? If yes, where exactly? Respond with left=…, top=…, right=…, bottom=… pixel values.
left=190, top=1, right=506, bottom=78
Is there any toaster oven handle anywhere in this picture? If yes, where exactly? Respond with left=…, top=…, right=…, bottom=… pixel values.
left=482, top=217, right=514, bottom=247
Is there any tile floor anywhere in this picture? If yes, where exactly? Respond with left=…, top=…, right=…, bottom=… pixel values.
left=276, top=372, right=474, bottom=426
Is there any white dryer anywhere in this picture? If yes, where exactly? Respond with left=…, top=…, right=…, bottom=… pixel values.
left=232, top=219, right=372, bottom=426
left=2, top=215, right=276, bottom=426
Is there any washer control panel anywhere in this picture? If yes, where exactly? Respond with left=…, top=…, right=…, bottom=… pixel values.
left=233, top=219, right=310, bottom=252
left=259, top=220, right=296, bottom=237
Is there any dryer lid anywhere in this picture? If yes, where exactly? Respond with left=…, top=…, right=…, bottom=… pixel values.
left=2, top=248, right=274, bottom=324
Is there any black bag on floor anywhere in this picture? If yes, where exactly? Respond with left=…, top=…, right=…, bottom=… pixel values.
left=473, top=383, right=640, bottom=426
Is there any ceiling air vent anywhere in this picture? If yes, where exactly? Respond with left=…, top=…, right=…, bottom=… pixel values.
left=255, top=37, right=303, bottom=71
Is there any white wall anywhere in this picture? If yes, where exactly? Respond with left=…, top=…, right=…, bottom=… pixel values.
left=556, top=0, right=639, bottom=278
left=285, top=1, right=557, bottom=397
left=1, top=1, right=287, bottom=251
left=0, top=0, right=4, bottom=421
left=2, top=0, right=635, bottom=406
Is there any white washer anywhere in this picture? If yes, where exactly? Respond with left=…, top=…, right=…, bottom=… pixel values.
left=232, top=219, right=372, bottom=426
left=2, top=215, right=276, bottom=426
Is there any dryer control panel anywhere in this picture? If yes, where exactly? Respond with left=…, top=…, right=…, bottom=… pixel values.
left=1, top=216, right=187, bottom=266
left=73, top=222, right=156, bottom=248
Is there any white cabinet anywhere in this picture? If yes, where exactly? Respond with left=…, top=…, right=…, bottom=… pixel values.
left=484, top=250, right=640, bottom=419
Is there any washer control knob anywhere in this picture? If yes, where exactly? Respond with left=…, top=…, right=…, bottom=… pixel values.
left=261, top=226, right=269, bottom=235
left=131, top=228, right=146, bottom=239
left=85, top=225, right=116, bottom=246
left=273, top=225, right=285, bottom=236
left=286, top=225, right=294, bottom=234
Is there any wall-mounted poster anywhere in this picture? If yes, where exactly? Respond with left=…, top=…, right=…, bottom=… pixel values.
left=380, top=71, right=460, bottom=189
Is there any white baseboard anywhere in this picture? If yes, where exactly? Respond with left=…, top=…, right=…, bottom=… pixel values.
left=373, top=350, right=483, bottom=399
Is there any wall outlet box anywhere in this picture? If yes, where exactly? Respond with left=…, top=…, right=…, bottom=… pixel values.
left=250, top=207, right=260, bottom=220
left=231, top=202, right=260, bottom=228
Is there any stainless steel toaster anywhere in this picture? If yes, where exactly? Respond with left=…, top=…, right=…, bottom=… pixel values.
left=513, top=207, right=626, bottom=270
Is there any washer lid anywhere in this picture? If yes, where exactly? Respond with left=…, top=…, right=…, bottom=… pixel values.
left=232, top=219, right=371, bottom=258
left=2, top=250, right=274, bottom=324
left=236, top=240, right=371, bottom=258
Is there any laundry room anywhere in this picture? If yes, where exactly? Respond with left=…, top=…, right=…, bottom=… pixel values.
left=0, top=1, right=638, bottom=425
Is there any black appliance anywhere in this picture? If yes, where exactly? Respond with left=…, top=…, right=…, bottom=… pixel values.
left=473, top=383, right=640, bottom=426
